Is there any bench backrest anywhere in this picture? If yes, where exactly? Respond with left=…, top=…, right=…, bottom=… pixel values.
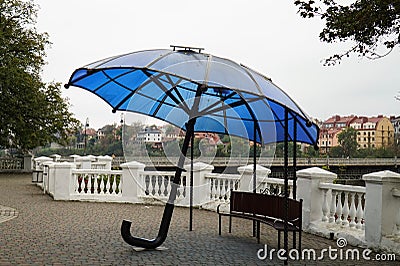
left=230, top=191, right=302, bottom=224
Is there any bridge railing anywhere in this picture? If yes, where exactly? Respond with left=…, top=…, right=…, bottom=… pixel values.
left=112, top=156, right=398, bottom=167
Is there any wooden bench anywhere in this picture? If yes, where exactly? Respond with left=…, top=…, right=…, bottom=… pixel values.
left=217, top=191, right=302, bottom=250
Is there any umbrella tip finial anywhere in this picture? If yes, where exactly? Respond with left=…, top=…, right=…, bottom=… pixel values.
left=306, top=120, right=313, bottom=127
left=112, top=109, right=116, bottom=113
left=64, top=83, right=70, bottom=89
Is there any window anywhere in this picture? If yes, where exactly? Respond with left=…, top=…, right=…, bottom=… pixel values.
left=364, top=132, right=366, bottom=135
left=358, top=138, right=360, bottom=141
left=357, top=132, right=361, bottom=135
left=372, top=137, right=375, bottom=141
left=372, top=132, right=375, bottom=135
left=364, top=138, right=366, bottom=141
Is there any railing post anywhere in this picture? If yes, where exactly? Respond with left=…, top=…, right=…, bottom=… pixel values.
left=362, top=170, right=400, bottom=249
left=76, top=156, right=94, bottom=169
left=184, top=162, right=214, bottom=206
left=53, top=162, right=76, bottom=200
left=296, top=167, right=336, bottom=230
left=120, top=161, right=145, bottom=203
left=237, top=164, right=271, bottom=192
left=23, top=154, right=33, bottom=172
left=97, top=155, right=113, bottom=170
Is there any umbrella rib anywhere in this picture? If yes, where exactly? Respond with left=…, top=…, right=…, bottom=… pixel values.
left=92, top=69, right=138, bottom=93
left=143, top=70, right=191, bottom=114
left=111, top=71, right=165, bottom=111
left=200, top=97, right=261, bottom=117
left=198, top=91, right=238, bottom=116
left=164, top=75, right=191, bottom=112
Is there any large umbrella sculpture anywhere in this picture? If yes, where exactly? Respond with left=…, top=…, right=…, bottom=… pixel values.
left=65, top=46, right=319, bottom=251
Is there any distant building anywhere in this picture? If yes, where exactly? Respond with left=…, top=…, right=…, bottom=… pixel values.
left=136, top=125, right=163, bottom=144
left=319, top=115, right=356, bottom=153
left=390, top=116, right=400, bottom=144
left=319, top=115, right=394, bottom=153
left=352, top=115, right=394, bottom=149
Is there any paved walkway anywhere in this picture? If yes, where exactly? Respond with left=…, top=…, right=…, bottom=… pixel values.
left=0, top=174, right=398, bottom=265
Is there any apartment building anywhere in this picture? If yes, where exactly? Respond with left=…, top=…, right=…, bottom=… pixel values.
left=319, top=115, right=394, bottom=152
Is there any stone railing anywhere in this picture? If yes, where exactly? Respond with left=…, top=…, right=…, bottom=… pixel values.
left=70, top=169, right=123, bottom=201
left=35, top=155, right=400, bottom=255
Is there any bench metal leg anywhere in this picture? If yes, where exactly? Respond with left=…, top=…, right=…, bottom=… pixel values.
left=257, top=221, right=260, bottom=243
left=278, top=230, right=281, bottom=249
left=229, top=216, right=232, bottom=233
left=298, top=230, right=301, bottom=253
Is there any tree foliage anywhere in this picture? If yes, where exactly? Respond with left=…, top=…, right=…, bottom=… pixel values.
left=337, top=127, right=358, bottom=157
left=295, top=0, right=400, bottom=65
left=0, top=0, right=78, bottom=152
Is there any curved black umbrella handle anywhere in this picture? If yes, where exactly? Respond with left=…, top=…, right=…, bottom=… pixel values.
left=121, top=203, right=174, bottom=249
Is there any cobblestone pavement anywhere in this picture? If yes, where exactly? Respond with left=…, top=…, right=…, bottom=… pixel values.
left=0, top=174, right=398, bottom=265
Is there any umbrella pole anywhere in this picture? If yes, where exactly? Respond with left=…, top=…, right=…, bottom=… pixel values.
left=121, top=118, right=196, bottom=249
left=252, top=120, right=257, bottom=237
left=189, top=130, right=194, bottom=231
left=284, top=108, right=289, bottom=265
left=121, top=84, right=205, bottom=249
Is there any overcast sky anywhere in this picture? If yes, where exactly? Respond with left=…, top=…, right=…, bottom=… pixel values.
left=35, top=0, right=400, bottom=129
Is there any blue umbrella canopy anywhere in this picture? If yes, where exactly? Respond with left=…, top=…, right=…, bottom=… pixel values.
left=66, top=47, right=319, bottom=146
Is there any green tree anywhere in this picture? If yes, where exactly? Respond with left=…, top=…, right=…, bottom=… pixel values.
left=337, top=127, right=358, bottom=157
left=295, top=0, right=400, bottom=65
left=0, top=0, right=78, bottom=152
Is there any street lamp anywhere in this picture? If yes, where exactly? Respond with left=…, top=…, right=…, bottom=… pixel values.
left=84, top=117, right=89, bottom=155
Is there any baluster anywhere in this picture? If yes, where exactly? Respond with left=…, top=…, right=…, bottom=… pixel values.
left=342, top=191, right=350, bottom=226
left=151, top=175, right=156, bottom=196
left=157, top=175, right=163, bottom=196
left=214, top=179, right=219, bottom=200
left=163, top=176, right=169, bottom=196
left=144, top=175, right=150, bottom=195
left=111, top=175, right=117, bottom=195
left=118, top=174, right=122, bottom=194
left=357, top=193, right=365, bottom=230
left=209, top=179, right=214, bottom=200
left=75, top=174, right=80, bottom=194
left=221, top=180, right=226, bottom=202
left=359, top=193, right=366, bottom=230
left=349, top=192, right=357, bottom=228
left=96, top=175, right=104, bottom=195
left=105, top=174, right=111, bottom=195
left=321, top=188, right=329, bottom=222
left=93, top=174, right=99, bottom=194
left=336, top=191, right=343, bottom=225
left=289, top=185, right=293, bottom=198
left=86, top=174, right=92, bottom=194
left=329, top=190, right=337, bottom=223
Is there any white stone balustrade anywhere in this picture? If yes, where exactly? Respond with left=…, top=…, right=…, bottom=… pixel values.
left=39, top=157, right=400, bottom=255
left=318, top=183, right=365, bottom=230
left=71, top=169, right=122, bottom=197
left=205, top=173, right=240, bottom=203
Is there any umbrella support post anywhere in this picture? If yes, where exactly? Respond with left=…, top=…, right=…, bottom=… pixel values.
left=121, top=84, right=205, bottom=249
left=121, top=118, right=197, bottom=249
